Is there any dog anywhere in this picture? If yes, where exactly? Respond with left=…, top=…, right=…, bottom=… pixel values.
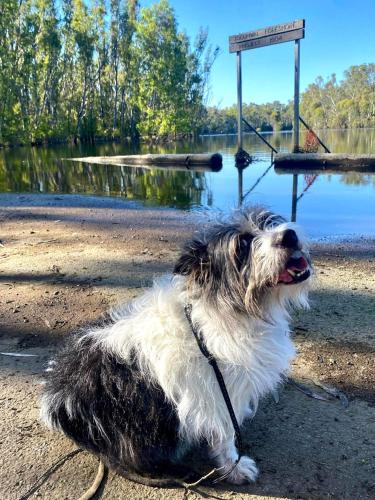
left=40, top=207, right=312, bottom=485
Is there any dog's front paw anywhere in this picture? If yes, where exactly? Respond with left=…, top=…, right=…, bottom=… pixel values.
left=225, top=455, right=258, bottom=484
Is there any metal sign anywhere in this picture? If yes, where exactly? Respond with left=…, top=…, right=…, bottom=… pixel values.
left=230, top=18, right=305, bottom=221
left=229, top=28, right=304, bottom=53
left=229, top=19, right=305, bottom=45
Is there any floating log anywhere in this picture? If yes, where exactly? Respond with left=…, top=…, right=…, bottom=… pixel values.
left=274, top=153, right=375, bottom=173
left=67, top=153, right=222, bottom=172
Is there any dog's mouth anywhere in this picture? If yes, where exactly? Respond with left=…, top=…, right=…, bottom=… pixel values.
left=278, top=252, right=310, bottom=285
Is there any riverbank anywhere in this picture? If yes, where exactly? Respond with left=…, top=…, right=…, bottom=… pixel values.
left=0, top=131, right=197, bottom=149
left=1, top=194, right=374, bottom=499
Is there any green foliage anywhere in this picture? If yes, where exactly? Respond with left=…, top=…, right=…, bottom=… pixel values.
left=202, top=64, right=375, bottom=134
left=300, top=64, right=375, bottom=130
left=134, top=1, right=218, bottom=137
left=0, top=0, right=217, bottom=146
left=201, top=101, right=293, bottom=134
left=2, top=0, right=372, bottom=146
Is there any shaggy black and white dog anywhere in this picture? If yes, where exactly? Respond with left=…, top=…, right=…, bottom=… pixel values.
left=41, top=208, right=312, bottom=484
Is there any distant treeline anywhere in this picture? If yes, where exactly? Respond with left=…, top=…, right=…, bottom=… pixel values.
left=200, top=102, right=294, bottom=135
left=201, top=64, right=375, bottom=134
left=0, top=0, right=218, bottom=146
left=1, top=0, right=374, bottom=148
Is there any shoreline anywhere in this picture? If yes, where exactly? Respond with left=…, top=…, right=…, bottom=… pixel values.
left=2, top=192, right=375, bottom=244
left=2, top=126, right=375, bottom=149
left=0, top=132, right=196, bottom=150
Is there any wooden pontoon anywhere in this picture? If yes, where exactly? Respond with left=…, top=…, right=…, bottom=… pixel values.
left=67, top=153, right=223, bottom=172
left=274, top=153, right=375, bottom=173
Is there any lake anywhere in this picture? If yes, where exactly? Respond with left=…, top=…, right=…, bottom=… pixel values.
left=1, top=129, right=374, bottom=239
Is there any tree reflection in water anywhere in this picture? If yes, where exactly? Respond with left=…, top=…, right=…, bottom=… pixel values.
left=1, top=129, right=375, bottom=211
left=0, top=148, right=209, bottom=209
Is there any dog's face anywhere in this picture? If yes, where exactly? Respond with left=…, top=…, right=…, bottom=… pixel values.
left=174, top=207, right=312, bottom=318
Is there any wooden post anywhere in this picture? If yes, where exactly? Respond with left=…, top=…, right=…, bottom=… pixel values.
left=291, top=174, right=298, bottom=222
left=237, top=51, right=243, bottom=152
left=237, top=166, right=243, bottom=207
left=291, top=40, right=300, bottom=222
left=294, top=39, right=300, bottom=152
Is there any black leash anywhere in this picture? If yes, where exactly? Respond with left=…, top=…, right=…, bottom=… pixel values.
left=184, top=304, right=243, bottom=483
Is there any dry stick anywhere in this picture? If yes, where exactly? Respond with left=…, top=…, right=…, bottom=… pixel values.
left=285, top=376, right=349, bottom=408
left=182, top=467, right=223, bottom=488
left=77, top=460, right=106, bottom=500
left=284, top=376, right=330, bottom=402
left=312, top=378, right=349, bottom=408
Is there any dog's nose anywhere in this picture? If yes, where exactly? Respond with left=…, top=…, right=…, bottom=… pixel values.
left=275, top=229, right=299, bottom=248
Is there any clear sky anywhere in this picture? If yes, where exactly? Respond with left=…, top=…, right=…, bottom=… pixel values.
left=142, top=0, right=375, bottom=107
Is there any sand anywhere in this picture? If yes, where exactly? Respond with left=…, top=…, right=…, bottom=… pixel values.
left=0, top=194, right=374, bottom=500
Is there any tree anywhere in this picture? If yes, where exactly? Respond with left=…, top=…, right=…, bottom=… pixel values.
left=135, top=0, right=218, bottom=137
left=0, top=0, right=218, bottom=145
left=33, top=0, right=62, bottom=139
left=71, top=0, right=96, bottom=140
left=118, top=0, right=139, bottom=139
left=300, top=65, right=375, bottom=130
left=0, top=0, right=21, bottom=143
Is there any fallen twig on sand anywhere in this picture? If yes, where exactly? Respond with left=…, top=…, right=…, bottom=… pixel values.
left=285, top=377, right=330, bottom=401
left=1, top=352, right=38, bottom=357
left=312, top=378, right=349, bottom=408
left=284, top=376, right=349, bottom=407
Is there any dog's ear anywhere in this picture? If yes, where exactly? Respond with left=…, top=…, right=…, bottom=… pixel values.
left=173, top=239, right=209, bottom=284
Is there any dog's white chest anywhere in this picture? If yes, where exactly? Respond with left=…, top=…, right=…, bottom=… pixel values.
left=221, top=324, right=295, bottom=422
left=174, top=307, right=296, bottom=442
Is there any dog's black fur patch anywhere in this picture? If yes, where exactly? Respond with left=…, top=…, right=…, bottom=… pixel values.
left=43, top=335, right=180, bottom=475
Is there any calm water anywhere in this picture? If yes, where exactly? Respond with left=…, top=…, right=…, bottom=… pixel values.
left=1, top=129, right=375, bottom=239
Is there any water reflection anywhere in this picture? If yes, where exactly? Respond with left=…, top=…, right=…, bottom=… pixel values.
left=238, top=165, right=299, bottom=222
left=0, top=145, right=211, bottom=209
left=1, top=129, right=375, bottom=237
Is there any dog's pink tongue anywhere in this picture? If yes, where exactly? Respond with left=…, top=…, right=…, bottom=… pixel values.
left=279, top=256, right=309, bottom=283
left=278, top=270, right=294, bottom=283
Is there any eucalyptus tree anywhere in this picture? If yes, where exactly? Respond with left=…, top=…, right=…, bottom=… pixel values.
left=0, top=0, right=20, bottom=143
left=135, top=0, right=218, bottom=137
left=300, top=65, right=375, bottom=130
left=135, top=0, right=186, bottom=136
left=33, top=0, right=61, bottom=137
left=109, top=0, right=121, bottom=131
left=59, top=0, right=76, bottom=137
left=118, top=0, right=139, bottom=139
left=342, top=64, right=375, bottom=128
left=1, top=0, right=219, bottom=145
left=71, top=0, right=96, bottom=140
left=186, top=28, right=220, bottom=133
left=91, top=0, right=112, bottom=135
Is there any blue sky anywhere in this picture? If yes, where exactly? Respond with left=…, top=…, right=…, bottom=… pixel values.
left=142, top=0, right=375, bottom=107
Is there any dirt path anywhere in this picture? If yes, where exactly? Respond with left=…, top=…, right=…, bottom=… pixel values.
left=0, top=194, right=374, bottom=500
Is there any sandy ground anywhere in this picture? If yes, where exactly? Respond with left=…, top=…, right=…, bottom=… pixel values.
left=0, top=193, right=374, bottom=500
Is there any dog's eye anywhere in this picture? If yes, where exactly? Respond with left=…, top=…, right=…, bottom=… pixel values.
left=239, top=233, right=252, bottom=248
left=240, top=237, right=249, bottom=249
left=235, top=234, right=252, bottom=267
